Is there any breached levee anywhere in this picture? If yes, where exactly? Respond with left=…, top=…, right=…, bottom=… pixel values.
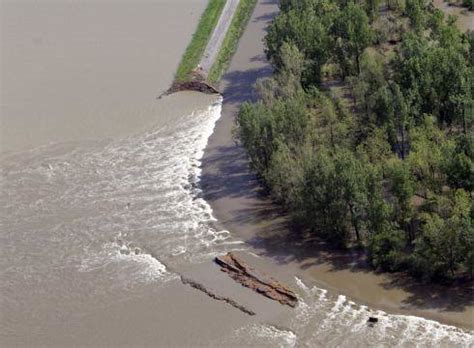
left=165, top=0, right=247, bottom=97
left=180, top=276, right=256, bottom=316
left=161, top=79, right=220, bottom=98
left=215, top=252, right=298, bottom=307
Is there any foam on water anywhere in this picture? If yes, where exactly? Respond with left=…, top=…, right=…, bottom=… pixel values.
left=291, top=277, right=474, bottom=347
left=1, top=96, right=472, bottom=346
left=224, top=277, right=473, bottom=347
left=78, top=240, right=172, bottom=284
left=0, top=97, right=249, bottom=318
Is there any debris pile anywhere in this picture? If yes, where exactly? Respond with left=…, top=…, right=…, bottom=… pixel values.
left=215, top=252, right=298, bottom=307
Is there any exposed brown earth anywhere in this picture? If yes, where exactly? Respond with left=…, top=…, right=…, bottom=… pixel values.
left=161, top=79, right=220, bottom=98
left=180, top=275, right=256, bottom=316
left=166, top=0, right=240, bottom=95
left=215, top=252, right=298, bottom=307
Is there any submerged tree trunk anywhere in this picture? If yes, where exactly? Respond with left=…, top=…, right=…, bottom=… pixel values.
left=349, top=203, right=360, bottom=241
left=356, top=52, right=361, bottom=76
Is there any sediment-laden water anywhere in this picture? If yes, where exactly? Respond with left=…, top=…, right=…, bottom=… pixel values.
left=0, top=95, right=245, bottom=342
left=3, top=95, right=471, bottom=347
left=212, top=274, right=473, bottom=347
left=1, top=1, right=473, bottom=346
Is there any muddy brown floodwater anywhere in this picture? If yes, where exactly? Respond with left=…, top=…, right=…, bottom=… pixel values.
left=1, top=0, right=473, bottom=347
left=202, top=0, right=474, bottom=345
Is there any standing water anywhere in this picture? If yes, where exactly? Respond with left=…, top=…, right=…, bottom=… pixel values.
left=1, top=1, right=473, bottom=347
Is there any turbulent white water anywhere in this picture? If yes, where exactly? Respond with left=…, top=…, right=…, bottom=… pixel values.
left=0, top=97, right=246, bottom=336
left=291, top=277, right=474, bottom=347
left=218, top=276, right=473, bottom=347
left=1, top=97, right=473, bottom=346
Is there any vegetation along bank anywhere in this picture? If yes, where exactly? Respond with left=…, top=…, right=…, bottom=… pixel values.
left=235, top=0, right=473, bottom=283
left=174, top=0, right=226, bottom=82
left=174, top=0, right=258, bottom=85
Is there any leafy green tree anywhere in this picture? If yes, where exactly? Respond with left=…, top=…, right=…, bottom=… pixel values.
left=468, top=30, right=474, bottom=63
left=368, top=226, right=406, bottom=271
left=237, top=0, right=473, bottom=283
left=405, top=0, right=427, bottom=32
left=332, top=2, right=374, bottom=76
left=386, top=158, right=416, bottom=239
left=396, top=26, right=471, bottom=128
left=335, top=150, right=369, bottom=241
left=391, top=83, right=411, bottom=159
left=255, top=42, right=306, bottom=105
left=363, top=166, right=411, bottom=274
left=235, top=95, right=311, bottom=176
left=352, top=49, right=387, bottom=137
left=272, top=97, right=311, bottom=149
left=408, top=116, right=449, bottom=195
left=357, top=127, right=392, bottom=165
left=443, top=134, right=474, bottom=191
left=265, top=141, right=305, bottom=209
left=313, top=94, right=352, bottom=149
left=301, top=150, right=349, bottom=244
left=265, top=0, right=336, bottom=85
left=413, top=190, right=473, bottom=279
left=427, top=8, right=444, bottom=33
left=235, top=102, right=275, bottom=175
left=365, top=165, right=393, bottom=235
left=275, top=42, right=306, bottom=96
left=364, top=0, right=381, bottom=22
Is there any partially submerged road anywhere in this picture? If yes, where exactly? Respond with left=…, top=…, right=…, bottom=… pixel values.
left=199, top=0, right=240, bottom=76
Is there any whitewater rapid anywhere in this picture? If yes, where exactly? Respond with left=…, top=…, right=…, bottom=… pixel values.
left=217, top=276, right=473, bottom=347
left=1, top=97, right=473, bottom=347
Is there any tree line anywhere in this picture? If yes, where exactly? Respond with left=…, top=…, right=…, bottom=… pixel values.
left=235, top=0, right=473, bottom=281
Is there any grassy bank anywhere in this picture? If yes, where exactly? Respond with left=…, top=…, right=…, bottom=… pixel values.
left=175, top=0, right=226, bottom=82
left=208, top=0, right=258, bottom=83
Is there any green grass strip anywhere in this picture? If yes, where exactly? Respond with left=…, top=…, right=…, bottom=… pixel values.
left=207, top=0, right=258, bottom=84
left=175, top=0, right=226, bottom=82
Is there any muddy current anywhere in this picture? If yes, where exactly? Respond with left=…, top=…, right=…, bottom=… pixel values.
left=1, top=1, right=473, bottom=347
